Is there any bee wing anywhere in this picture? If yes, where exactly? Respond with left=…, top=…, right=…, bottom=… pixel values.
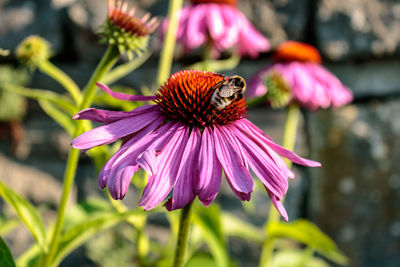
left=219, top=86, right=242, bottom=97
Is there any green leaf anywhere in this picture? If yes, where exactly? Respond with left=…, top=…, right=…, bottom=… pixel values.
left=2, top=84, right=76, bottom=114
left=267, top=219, right=348, bottom=265
left=192, top=205, right=229, bottom=267
left=64, top=198, right=113, bottom=227
left=16, top=243, right=41, bottom=267
left=0, top=182, right=48, bottom=253
left=185, top=253, right=218, bottom=267
left=271, top=249, right=330, bottom=267
left=221, top=212, right=265, bottom=243
left=0, top=217, right=20, bottom=236
left=0, top=88, right=27, bottom=121
left=52, top=209, right=147, bottom=266
left=38, top=99, right=75, bottom=135
left=0, top=236, right=16, bottom=267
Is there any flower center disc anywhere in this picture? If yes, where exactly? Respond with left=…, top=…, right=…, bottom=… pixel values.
left=274, top=41, right=322, bottom=64
left=156, top=70, right=247, bottom=127
left=190, top=0, right=237, bottom=6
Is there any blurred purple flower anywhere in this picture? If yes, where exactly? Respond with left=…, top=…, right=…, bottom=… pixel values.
left=162, top=0, right=269, bottom=58
left=71, top=70, right=320, bottom=220
left=248, top=41, right=353, bottom=110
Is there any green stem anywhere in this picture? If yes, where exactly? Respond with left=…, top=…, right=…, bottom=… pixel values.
left=156, top=0, right=183, bottom=86
left=259, top=103, right=300, bottom=267
left=101, top=51, right=152, bottom=85
left=281, top=103, right=300, bottom=168
left=38, top=60, right=82, bottom=104
left=79, top=45, right=120, bottom=109
left=187, top=53, right=240, bottom=72
left=173, top=201, right=194, bottom=267
left=43, top=45, right=120, bottom=267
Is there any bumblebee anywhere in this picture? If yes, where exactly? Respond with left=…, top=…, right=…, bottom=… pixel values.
left=211, top=75, right=246, bottom=110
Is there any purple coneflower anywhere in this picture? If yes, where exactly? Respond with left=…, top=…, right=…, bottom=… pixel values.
left=162, top=0, right=269, bottom=58
left=71, top=70, right=320, bottom=221
left=248, top=41, right=353, bottom=110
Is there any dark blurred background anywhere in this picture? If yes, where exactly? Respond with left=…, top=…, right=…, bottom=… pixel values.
left=1, top=0, right=400, bottom=266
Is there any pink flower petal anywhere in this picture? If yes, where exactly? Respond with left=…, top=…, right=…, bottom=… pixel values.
left=139, top=125, right=189, bottom=210
left=96, top=83, right=157, bottom=102
left=222, top=124, right=287, bottom=199
left=71, top=110, right=163, bottom=150
left=267, top=188, right=288, bottom=221
left=166, top=127, right=201, bottom=211
left=237, top=13, right=269, bottom=57
left=185, top=5, right=207, bottom=49
left=213, top=126, right=253, bottom=200
left=239, top=120, right=321, bottom=167
left=107, top=165, right=139, bottom=200
left=97, top=117, right=165, bottom=191
left=196, top=127, right=222, bottom=206
left=215, top=5, right=239, bottom=50
left=136, top=122, right=181, bottom=176
left=72, top=105, right=159, bottom=123
left=206, top=5, right=225, bottom=39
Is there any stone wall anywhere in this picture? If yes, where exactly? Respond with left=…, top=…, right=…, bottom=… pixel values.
left=1, top=0, right=400, bottom=266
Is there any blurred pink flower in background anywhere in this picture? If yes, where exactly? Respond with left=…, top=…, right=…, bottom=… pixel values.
left=162, top=0, right=270, bottom=58
left=248, top=41, right=354, bottom=110
left=71, top=70, right=320, bottom=220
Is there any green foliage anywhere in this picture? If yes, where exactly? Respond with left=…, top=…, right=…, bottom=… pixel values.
left=0, top=236, right=16, bottom=267
left=185, top=253, right=219, bottom=267
left=0, top=65, right=29, bottom=121
left=191, top=205, right=230, bottom=267
left=221, top=212, right=265, bottom=244
left=38, top=99, right=76, bottom=135
left=271, top=248, right=330, bottom=267
left=0, top=217, right=20, bottom=236
left=267, top=219, right=348, bottom=265
left=0, top=181, right=48, bottom=253
left=52, top=208, right=146, bottom=266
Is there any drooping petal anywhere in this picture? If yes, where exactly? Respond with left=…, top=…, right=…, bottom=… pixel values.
left=71, top=109, right=162, bottom=150
left=222, top=124, right=287, bottom=199
left=237, top=13, right=269, bottom=57
left=290, top=62, right=315, bottom=105
left=136, top=122, right=182, bottom=175
left=72, top=105, right=160, bottom=123
left=184, top=5, right=208, bottom=49
left=139, top=125, right=190, bottom=210
left=107, top=165, right=140, bottom=200
left=106, top=121, right=180, bottom=199
left=96, top=82, right=157, bottom=102
left=308, top=64, right=353, bottom=107
left=239, top=119, right=321, bottom=167
left=206, top=4, right=225, bottom=40
left=97, top=116, right=164, bottom=190
left=215, top=5, right=239, bottom=50
left=267, top=188, right=288, bottom=221
left=196, top=127, right=222, bottom=206
left=213, top=125, right=253, bottom=200
left=166, top=127, right=201, bottom=211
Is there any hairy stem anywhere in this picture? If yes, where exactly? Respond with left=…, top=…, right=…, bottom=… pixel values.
left=43, top=45, right=120, bottom=267
left=173, top=202, right=194, bottom=267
